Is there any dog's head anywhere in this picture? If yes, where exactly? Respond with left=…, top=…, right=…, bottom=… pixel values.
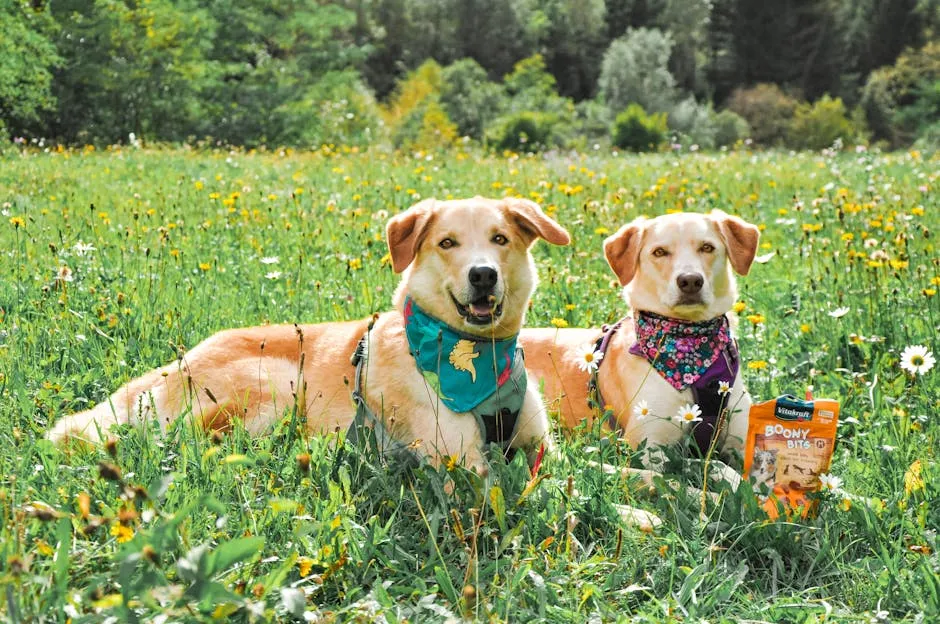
left=603, top=210, right=759, bottom=321
left=750, top=449, right=777, bottom=476
left=387, top=196, right=570, bottom=338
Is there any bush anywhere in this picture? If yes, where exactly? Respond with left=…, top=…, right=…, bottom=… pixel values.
left=599, top=28, right=678, bottom=116
left=787, top=95, right=861, bottom=150
left=488, top=111, right=561, bottom=152
left=612, top=104, right=667, bottom=152
left=668, top=97, right=717, bottom=149
left=440, top=59, right=507, bottom=140
left=726, top=83, right=798, bottom=146
left=860, top=42, right=940, bottom=147
left=712, top=110, right=751, bottom=147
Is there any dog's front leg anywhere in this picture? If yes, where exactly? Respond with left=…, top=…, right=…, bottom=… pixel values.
left=510, top=388, right=556, bottom=467
left=418, top=408, right=489, bottom=477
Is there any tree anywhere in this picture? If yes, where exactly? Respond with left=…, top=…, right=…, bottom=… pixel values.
left=0, top=0, right=59, bottom=137
left=598, top=28, right=678, bottom=115
left=49, top=0, right=215, bottom=143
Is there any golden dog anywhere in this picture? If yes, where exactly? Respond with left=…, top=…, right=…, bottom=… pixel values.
left=49, top=197, right=570, bottom=475
left=521, top=211, right=759, bottom=526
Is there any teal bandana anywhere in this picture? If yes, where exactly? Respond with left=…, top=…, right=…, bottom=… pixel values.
left=403, top=296, right=518, bottom=413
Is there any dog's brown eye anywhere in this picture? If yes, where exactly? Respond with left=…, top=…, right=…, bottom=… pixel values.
left=438, top=238, right=456, bottom=249
left=492, top=234, right=509, bottom=246
left=652, top=247, right=670, bottom=258
left=700, top=243, right=715, bottom=253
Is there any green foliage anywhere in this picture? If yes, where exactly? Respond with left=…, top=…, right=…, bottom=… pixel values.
left=712, top=109, right=751, bottom=147
left=0, top=0, right=59, bottom=135
left=787, top=95, right=863, bottom=150
left=440, top=58, right=507, bottom=139
left=861, top=42, right=940, bottom=147
left=668, top=97, right=717, bottom=149
left=1, top=148, right=940, bottom=620
left=612, top=103, right=667, bottom=151
left=382, top=60, right=458, bottom=148
left=49, top=0, right=215, bottom=144
left=599, top=28, right=678, bottom=115
left=726, top=83, right=799, bottom=146
left=488, top=111, right=561, bottom=151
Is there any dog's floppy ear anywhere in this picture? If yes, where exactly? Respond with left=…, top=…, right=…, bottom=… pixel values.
left=604, top=217, right=647, bottom=286
left=386, top=199, right=437, bottom=273
left=711, top=209, right=760, bottom=275
left=503, top=198, right=571, bottom=246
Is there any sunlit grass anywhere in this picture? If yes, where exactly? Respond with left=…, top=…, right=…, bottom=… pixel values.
left=0, top=145, right=937, bottom=621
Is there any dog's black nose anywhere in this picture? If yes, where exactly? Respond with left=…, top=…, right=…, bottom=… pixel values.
left=676, top=272, right=704, bottom=294
left=469, top=265, right=498, bottom=291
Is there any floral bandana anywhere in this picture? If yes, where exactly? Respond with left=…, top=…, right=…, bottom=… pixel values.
left=402, top=296, right=517, bottom=413
left=628, top=310, right=736, bottom=391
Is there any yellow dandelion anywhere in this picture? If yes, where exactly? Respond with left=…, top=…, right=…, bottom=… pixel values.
left=550, top=318, right=569, bottom=328
left=747, top=360, right=768, bottom=370
left=800, top=324, right=811, bottom=334
left=746, top=314, right=765, bottom=325
left=564, top=304, right=576, bottom=311
left=594, top=227, right=610, bottom=235
left=889, top=259, right=909, bottom=270
left=208, top=192, right=220, bottom=200
left=732, top=301, right=746, bottom=313
left=298, top=557, right=315, bottom=577
left=923, top=288, right=936, bottom=297
left=110, top=524, right=134, bottom=544
left=348, top=258, right=362, bottom=271
left=198, top=262, right=211, bottom=271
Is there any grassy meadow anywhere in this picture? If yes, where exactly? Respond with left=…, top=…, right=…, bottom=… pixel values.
left=0, top=145, right=938, bottom=622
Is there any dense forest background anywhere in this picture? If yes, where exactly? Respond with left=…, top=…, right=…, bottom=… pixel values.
left=1, top=0, right=938, bottom=151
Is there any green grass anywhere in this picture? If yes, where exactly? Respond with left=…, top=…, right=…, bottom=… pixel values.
left=0, top=145, right=937, bottom=622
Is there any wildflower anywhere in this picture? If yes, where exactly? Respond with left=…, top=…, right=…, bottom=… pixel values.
left=298, top=557, right=315, bottom=577
left=717, top=380, right=731, bottom=395
left=828, top=307, right=850, bottom=318
left=261, top=256, right=279, bottom=265
left=747, top=360, right=768, bottom=370
left=746, top=314, right=765, bottom=325
left=265, top=272, right=281, bottom=280
left=904, top=460, right=925, bottom=496
left=550, top=318, right=568, bottom=328
left=110, top=523, right=134, bottom=543
left=574, top=343, right=604, bottom=373
left=674, top=403, right=702, bottom=424
left=800, top=324, right=811, bottom=334
left=198, top=262, right=211, bottom=272
left=923, top=289, right=936, bottom=297
left=73, top=241, right=96, bottom=256
left=732, top=301, right=746, bottom=313
left=633, top=400, right=651, bottom=419
left=348, top=258, right=362, bottom=270
left=818, top=473, right=843, bottom=492
left=9, top=216, right=25, bottom=228
left=56, top=266, right=74, bottom=283
left=900, top=345, right=935, bottom=376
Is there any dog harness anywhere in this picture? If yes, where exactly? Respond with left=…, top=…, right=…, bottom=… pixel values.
left=348, top=299, right=527, bottom=461
left=589, top=311, right=740, bottom=456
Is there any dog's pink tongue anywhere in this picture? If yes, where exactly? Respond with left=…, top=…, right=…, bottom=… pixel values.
left=470, top=302, right=492, bottom=317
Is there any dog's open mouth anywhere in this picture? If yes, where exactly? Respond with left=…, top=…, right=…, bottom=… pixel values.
left=451, top=292, right=503, bottom=325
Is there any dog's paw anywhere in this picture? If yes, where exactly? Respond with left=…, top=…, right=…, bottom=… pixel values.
left=613, top=503, right=662, bottom=532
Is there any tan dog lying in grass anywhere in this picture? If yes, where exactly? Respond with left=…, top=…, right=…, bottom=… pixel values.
left=522, top=211, right=759, bottom=527
left=49, top=197, right=570, bottom=476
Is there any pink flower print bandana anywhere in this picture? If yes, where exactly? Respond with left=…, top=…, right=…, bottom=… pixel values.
left=628, top=311, right=735, bottom=391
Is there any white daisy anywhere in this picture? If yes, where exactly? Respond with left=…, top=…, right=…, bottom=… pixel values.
left=828, top=306, right=850, bottom=318
left=575, top=343, right=604, bottom=373
left=633, top=400, right=651, bottom=420
left=717, top=380, right=731, bottom=396
left=900, top=345, right=935, bottom=376
left=260, top=256, right=280, bottom=265
left=73, top=241, right=96, bottom=256
left=818, top=473, right=843, bottom=492
left=674, top=403, right=702, bottom=424
left=265, top=271, right=282, bottom=280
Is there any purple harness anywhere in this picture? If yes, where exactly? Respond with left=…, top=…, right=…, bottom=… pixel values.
left=589, top=312, right=740, bottom=456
